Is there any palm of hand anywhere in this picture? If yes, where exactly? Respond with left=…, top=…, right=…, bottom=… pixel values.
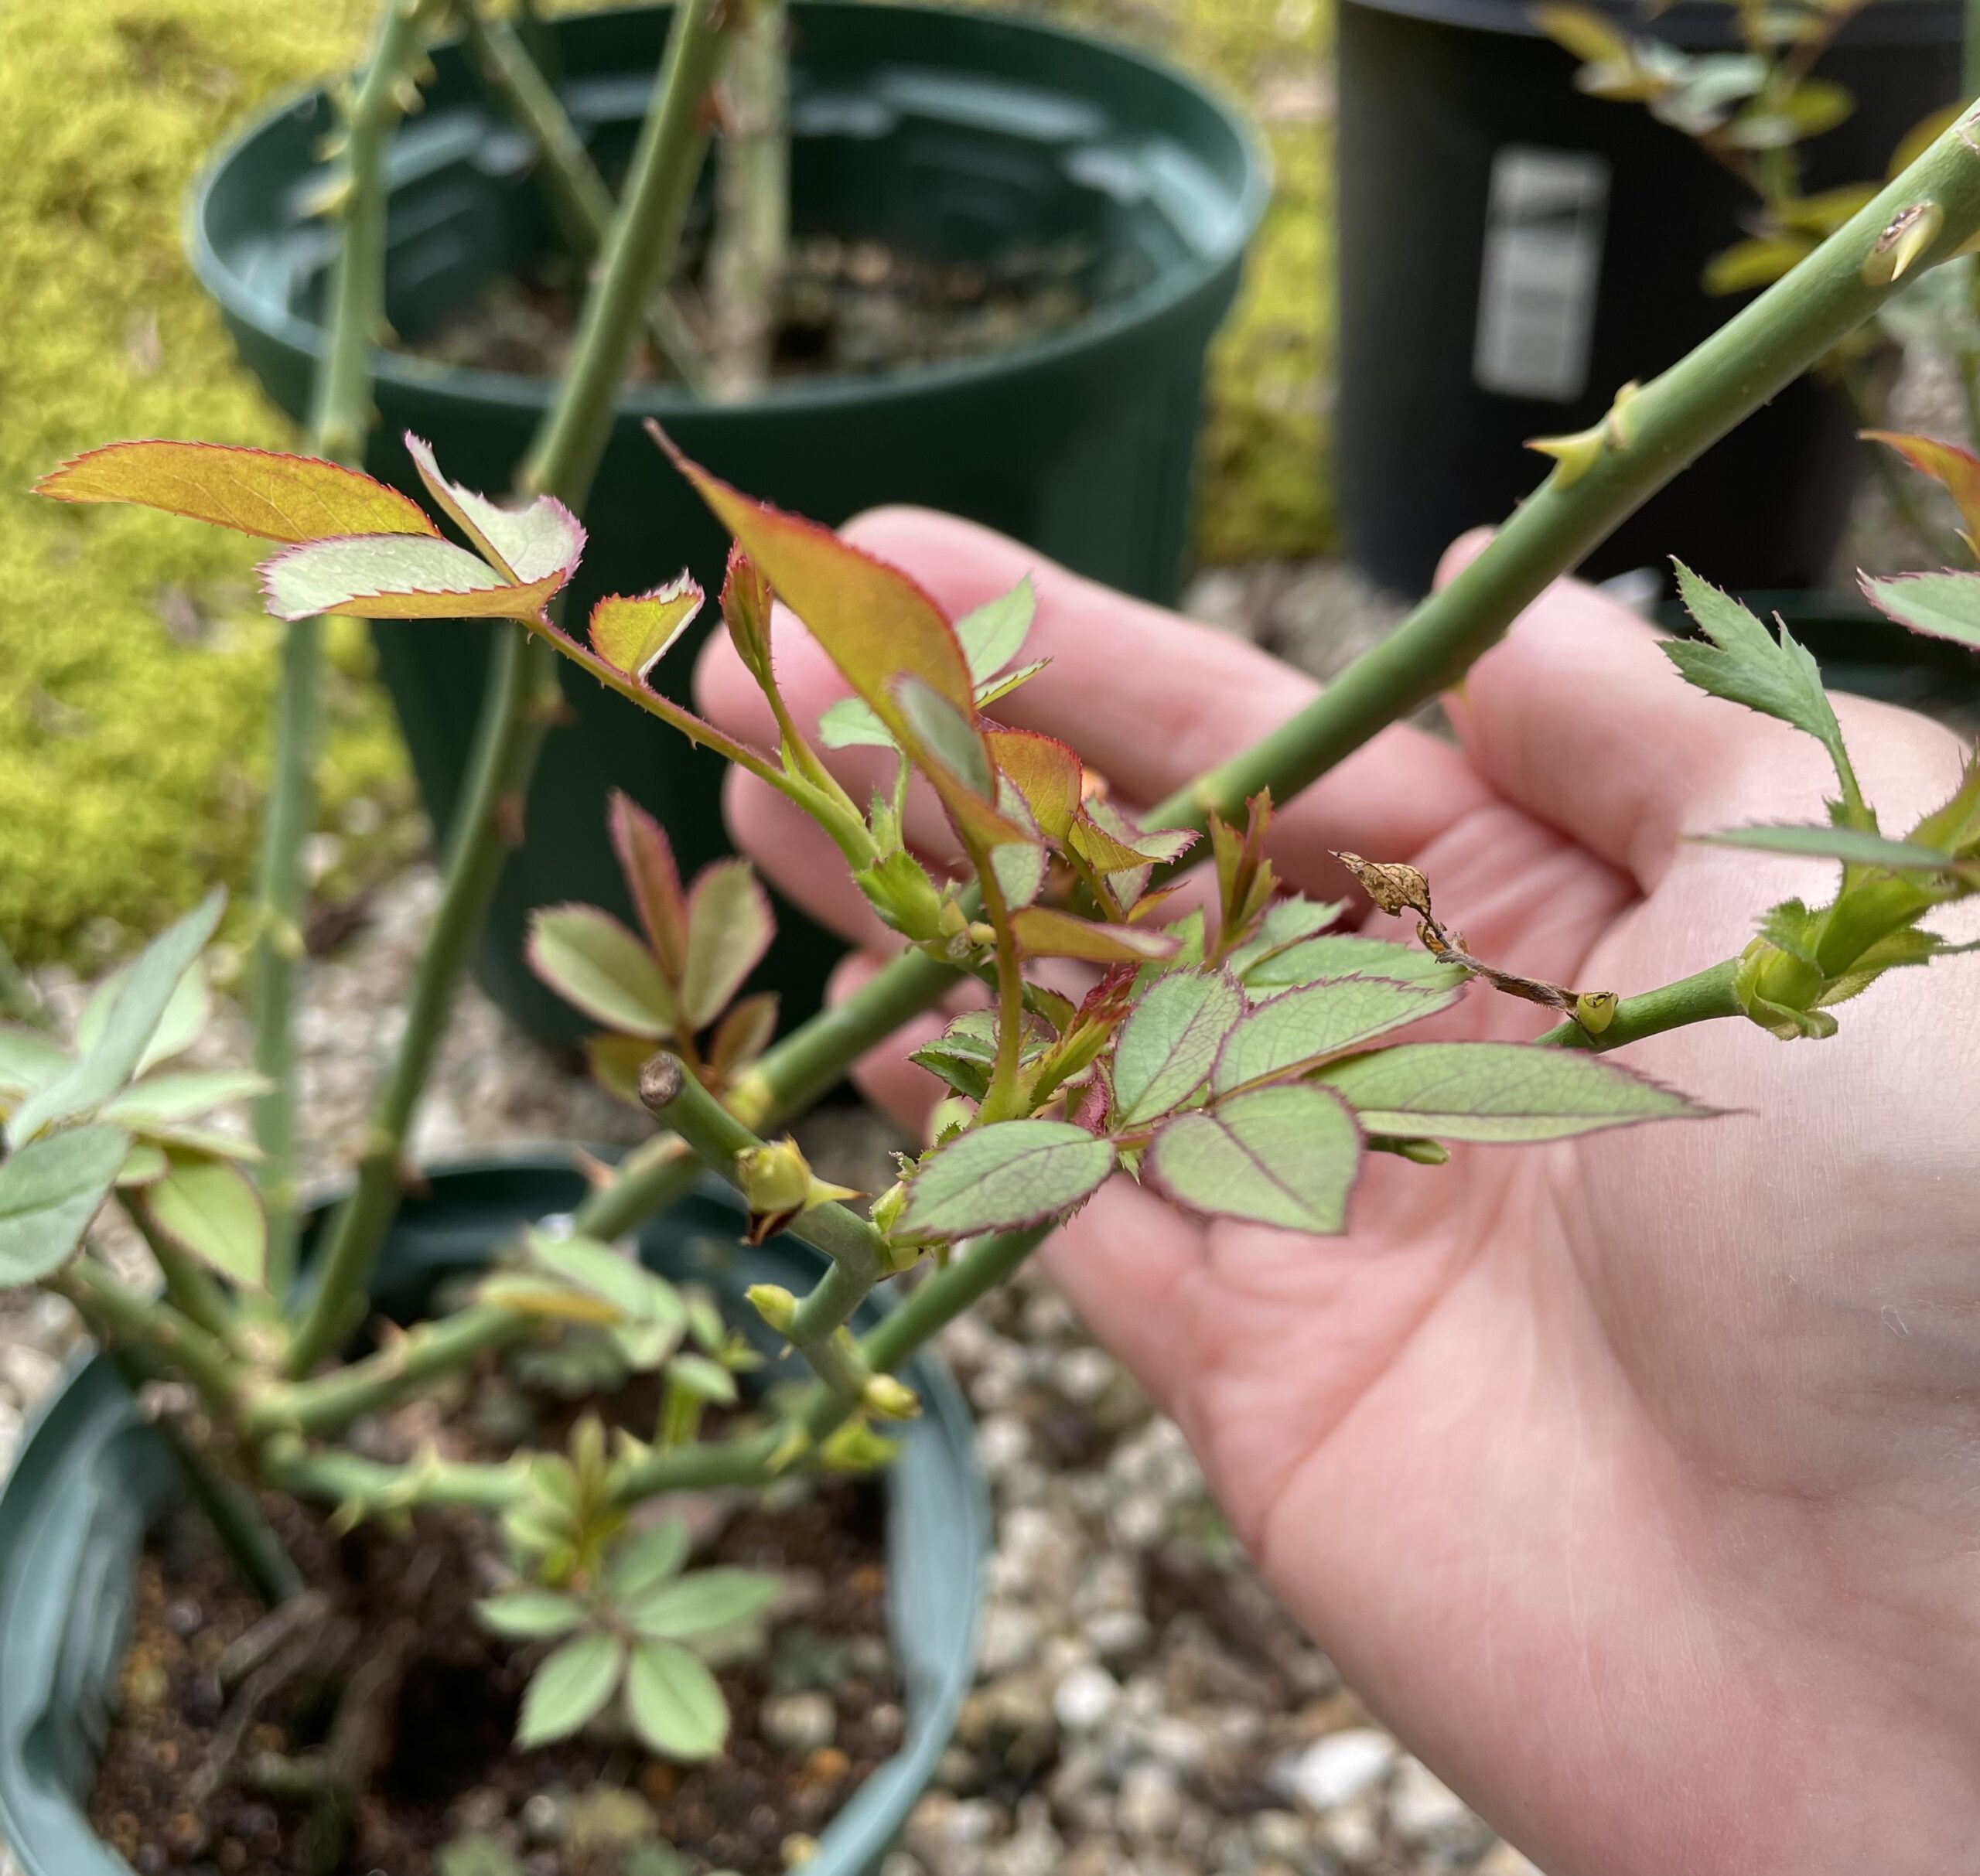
left=697, top=512, right=1980, bottom=1875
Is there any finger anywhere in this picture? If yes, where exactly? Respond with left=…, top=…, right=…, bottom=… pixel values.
left=1439, top=531, right=1969, bottom=890
left=828, top=950, right=978, bottom=1138
left=697, top=507, right=1502, bottom=895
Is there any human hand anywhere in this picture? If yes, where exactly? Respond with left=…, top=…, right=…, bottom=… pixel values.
left=696, top=513, right=1980, bottom=1876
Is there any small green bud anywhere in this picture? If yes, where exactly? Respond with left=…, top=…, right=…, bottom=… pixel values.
left=1395, top=1138, right=1449, bottom=1166
left=738, top=1138, right=812, bottom=1219
left=747, top=1282, right=798, bottom=1334
left=862, top=1374, right=922, bottom=1421
left=1573, top=990, right=1618, bottom=1034
left=869, top=1180, right=910, bottom=1236
left=854, top=849, right=944, bottom=942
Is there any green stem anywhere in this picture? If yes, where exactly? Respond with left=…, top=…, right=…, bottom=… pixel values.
left=258, top=1436, right=524, bottom=1513
left=573, top=1134, right=699, bottom=1240
left=256, top=0, right=448, bottom=1294
left=1968, top=0, right=1980, bottom=100
left=52, top=1260, right=245, bottom=1425
left=521, top=0, right=731, bottom=499
left=252, top=1301, right=527, bottom=1438
left=121, top=1196, right=247, bottom=1356
left=459, top=2, right=708, bottom=389
left=705, top=0, right=787, bottom=401
left=578, top=113, right=1980, bottom=1251
left=288, top=627, right=558, bottom=1373
left=1150, top=120, right=1980, bottom=840
left=1539, top=960, right=1743, bottom=1051
left=288, top=0, right=739, bottom=1373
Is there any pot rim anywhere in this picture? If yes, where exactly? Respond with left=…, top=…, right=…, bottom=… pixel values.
left=1338, top=0, right=1962, bottom=45
left=186, top=0, right=1272, bottom=421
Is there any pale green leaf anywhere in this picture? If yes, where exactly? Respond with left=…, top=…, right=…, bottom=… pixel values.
left=1696, top=824, right=1957, bottom=870
left=405, top=434, right=585, bottom=585
left=516, top=1632, right=626, bottom=1748
left=476, top=1591, right=589, bottom=1639
left=625, top=1639, right=729, bottom=1762
left=0, top=1028, right=70, bottom=1098
left=0, top=1123, right=131, bottom=1283
left=101, top=1069, right=271, bottom=1126
left=137, top=1152, right=268, bottom=1290
left=1318, top=1043, right=1711, bottom=1141
left=910, top=1011, right=1051, bottom=1104
left=12, top=892, right=224, bottom=1144
left=1242, top=934, right=1466, bottom=995
left=77, top=957, right=211, bottom=1074
left=1145, top=1084, right=1360, bottom=1234
left=1213, top=975, right=1463, bottom=1092
left=901, top=1120, right=1118, bottom=1237
left=527, top=906, right=677, bottom=1038
left=529, top=1230, right=685, bottom=1340
left=1665, top=563, right=1859, bottom=812
left=975, top=657, right=1050, bottom=710
left=896, top=676, right=994, bottom=797
left=664, top=1352, right=739, bottom=1404
left=258, top=534, right=540, bottom=622
left=817, top=695, right=894, bottom=750
left=606, top=1518, right=692, bottom=1601
left=1221, top=896, right=1346, bottom=976
left=681, top=861, right=773, bottom=1029
left=1111, top=970, right=1245, bottom=1124
left=1862, top=570, right=1980, bottom=649
left=625, top=1568, right=780, bottom=1640
left=588, top=578, right=705, bottom=683
left=114, top=1142, right=169, bottom=1189
left=956, top=576, right=1036, bottom=685
left=989, top=834, right=1049, bottom=910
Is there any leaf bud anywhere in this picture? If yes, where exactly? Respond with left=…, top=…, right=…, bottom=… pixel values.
left=862, top=1374, right=922, bottom=1421
left=1395, top=1138, right=1449, bottom=1165
left=737, top=1137, right=813, bottom=1243
left=746, top=1283, right=797, bottom=1334
left=1573, top=990, right=1619, bottom=1034
left=720, top=543, right=776, bottom=682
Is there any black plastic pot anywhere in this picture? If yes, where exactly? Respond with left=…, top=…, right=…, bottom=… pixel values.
left=0, top=1154, right=988, bottom=1876
left=188, top=3, right=1268, bottom=1047
left=1336, top=0, right=1964, bottom=599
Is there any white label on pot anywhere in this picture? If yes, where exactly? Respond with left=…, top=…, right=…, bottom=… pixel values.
left=1473, top=145, right=1608, bottom=403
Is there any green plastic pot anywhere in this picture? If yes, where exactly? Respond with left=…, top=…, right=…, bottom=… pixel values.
left=0, top=1153, right=988, bottom=1876
left=187, top=2, right=1268, bottom=1047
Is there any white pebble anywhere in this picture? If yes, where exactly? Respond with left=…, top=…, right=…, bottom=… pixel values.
left=1388, top=1755, right=1475, bottom=1842
left=1053, top=1664, right=1121, bottom=1733
left=1273, top=1728, right=1397, bottom=1812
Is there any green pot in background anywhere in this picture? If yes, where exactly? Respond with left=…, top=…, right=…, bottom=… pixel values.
left=187, top=2, right=1268, bottom=1049
left=0, top=1154, right=988, bottom=1876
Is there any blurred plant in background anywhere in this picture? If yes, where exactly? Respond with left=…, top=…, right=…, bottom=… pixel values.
left=0, top=0, right=1330, bottom=976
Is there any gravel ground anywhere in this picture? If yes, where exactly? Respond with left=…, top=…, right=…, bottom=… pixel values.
left=0, top=559, right=1563, bottom=1876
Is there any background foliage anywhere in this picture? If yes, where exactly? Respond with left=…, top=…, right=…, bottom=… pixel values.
left=0, top=0, right=1331, bottom=967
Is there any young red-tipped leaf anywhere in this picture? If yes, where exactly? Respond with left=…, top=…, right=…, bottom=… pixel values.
left=1862, top=430, right=1980, bottom=550
left=709, top=993, right=779, bottom=1078
left=606, top=793, right=690, bottom=979
left=681, top=860, right=774, bottom=1029
left=651, top=425, right=1013, bottom=837
left=1862, top=569, right=1980, bottom=648
left=403, top=434, right=585, bottom=585
left=34, top=440, right=440, bottom=542
left=1010, top=907, right=1179, bottom=964
left=589, top=575, right=705, bottom=684
left=257, top=534, right=564, bottom=622
left=987, top=728, right=1083, bottom=841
